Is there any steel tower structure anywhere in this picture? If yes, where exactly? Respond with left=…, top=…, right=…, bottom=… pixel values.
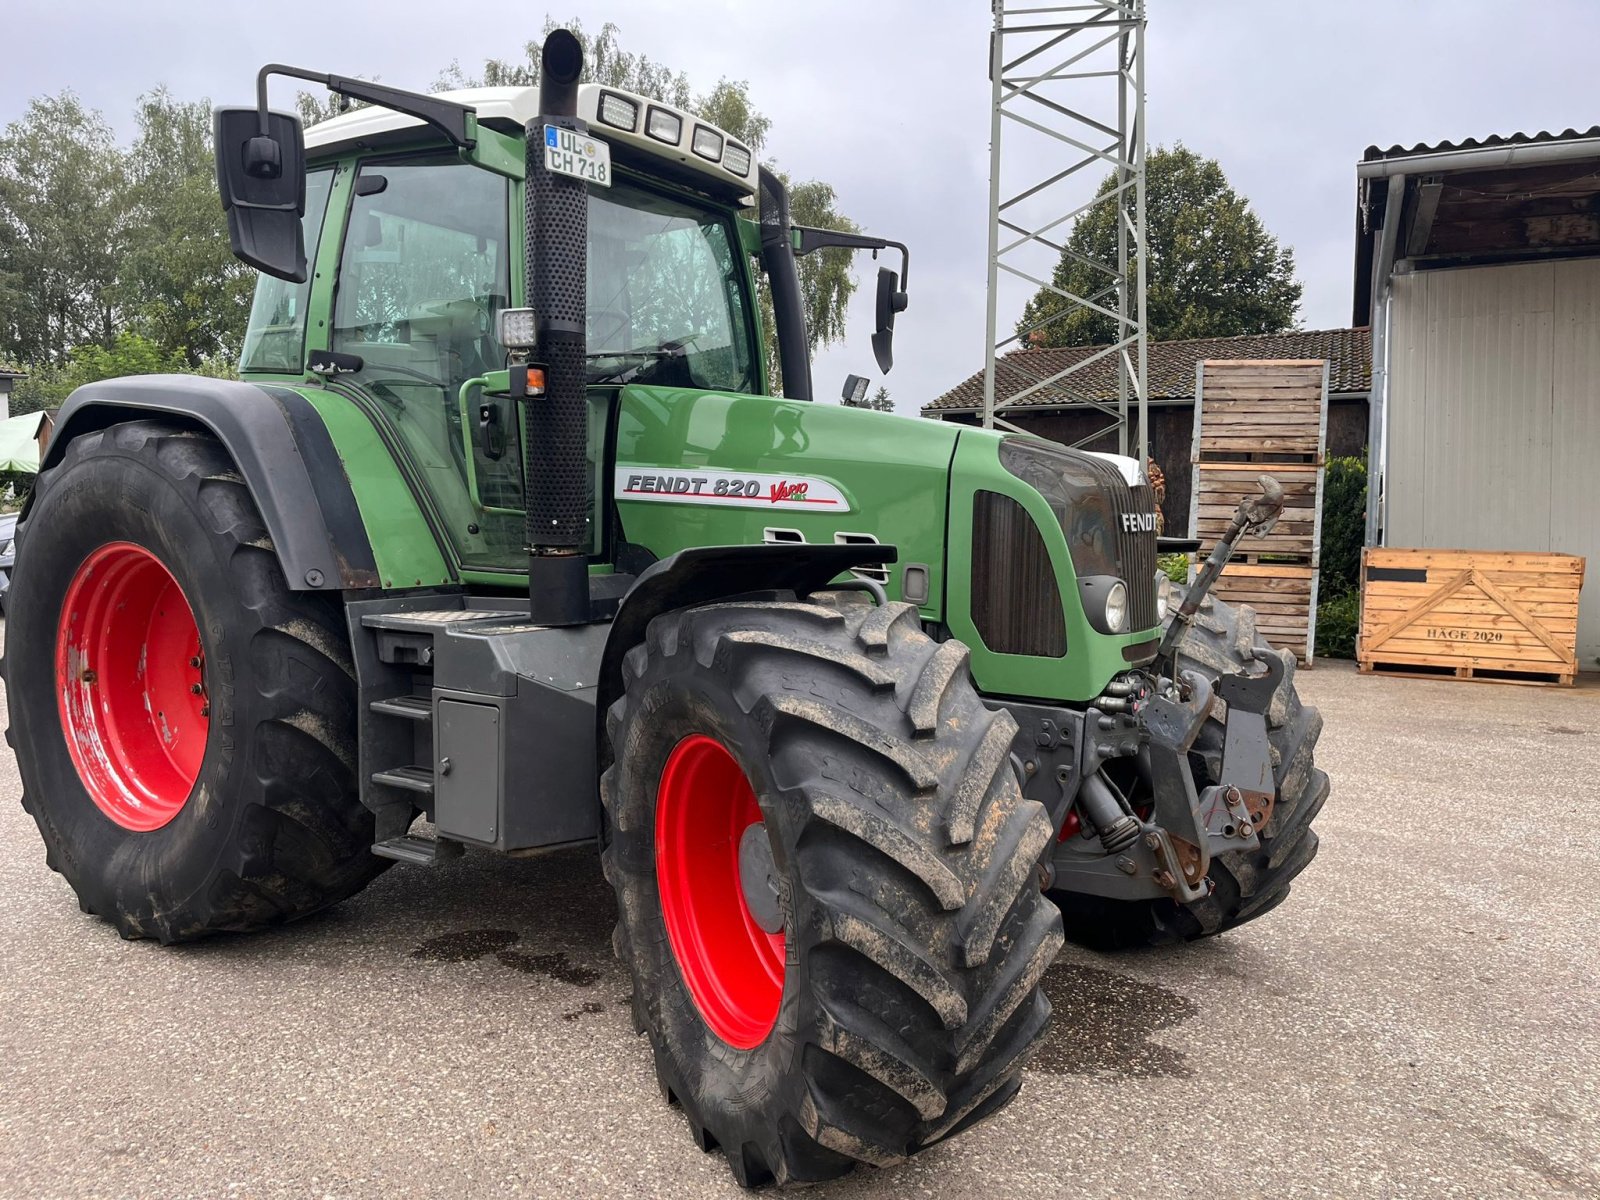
left=981, top=0, right=1148, bottom=464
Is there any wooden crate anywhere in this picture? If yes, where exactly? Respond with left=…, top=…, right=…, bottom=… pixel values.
left=1191, top=359, right=1328, bottom=462
left=1188, top=359, right=1330, bottom=664
left=1358, top=548, right=1586, bottom=686
left=1212, top=563, right=1316, bottom=653
left=1193, top=461, right=1320, bottom=564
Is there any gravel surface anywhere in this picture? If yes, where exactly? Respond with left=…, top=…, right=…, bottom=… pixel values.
left=2, top=657, right=1598, bottom=1199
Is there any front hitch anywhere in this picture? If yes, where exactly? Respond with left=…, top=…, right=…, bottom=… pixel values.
left=1024, top=647, right=1286, bottom=906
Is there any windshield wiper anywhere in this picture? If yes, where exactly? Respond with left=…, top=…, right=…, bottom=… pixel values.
left=585, top=337, right=693, bottom=362
left=584, top=338, right=695, bottom=384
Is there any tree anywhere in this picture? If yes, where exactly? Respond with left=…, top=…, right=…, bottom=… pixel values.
left=0, top=94, right=125, bottom=367
left=1017, top=144, right=1302, bottom=348
left=113, top=90, right=254, bottom=367
left=844, top=384, right=893, bottom=412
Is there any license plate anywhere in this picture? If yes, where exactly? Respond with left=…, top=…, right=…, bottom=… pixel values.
left=543, top=125, right=611, bottom=187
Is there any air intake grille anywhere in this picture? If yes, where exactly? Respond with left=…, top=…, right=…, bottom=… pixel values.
left=971, top=491, right=1066, bottom=657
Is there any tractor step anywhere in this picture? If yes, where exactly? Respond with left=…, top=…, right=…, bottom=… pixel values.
left=371, top=765, right=435, bottom=797
left=360, top=609, right=522, bottom=632
left=369, top=695, right=431, bottom=721
left=371, top=833, right=463, bottom=867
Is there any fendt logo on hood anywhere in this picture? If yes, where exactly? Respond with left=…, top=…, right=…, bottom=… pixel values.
left=1121, top=511, right=1157, bottom=533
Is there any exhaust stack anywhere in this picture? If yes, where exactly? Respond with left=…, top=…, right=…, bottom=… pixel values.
left=522, top=29, right=590, bottom=625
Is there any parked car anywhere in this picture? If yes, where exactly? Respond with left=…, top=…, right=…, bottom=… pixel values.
left=0, top=511, right=19, bottom=613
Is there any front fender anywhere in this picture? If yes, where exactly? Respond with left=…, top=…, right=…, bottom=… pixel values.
left=42, top=375, right=379, bottom=591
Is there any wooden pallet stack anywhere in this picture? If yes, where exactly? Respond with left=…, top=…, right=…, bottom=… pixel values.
left=1187, top=359, right=1329, bottom=664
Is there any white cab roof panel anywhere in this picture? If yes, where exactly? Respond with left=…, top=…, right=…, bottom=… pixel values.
left=303, top=83, right=756, bottom=198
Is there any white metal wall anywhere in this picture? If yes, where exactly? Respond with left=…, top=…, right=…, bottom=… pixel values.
left=1386, top=257, right=1600, bottom=667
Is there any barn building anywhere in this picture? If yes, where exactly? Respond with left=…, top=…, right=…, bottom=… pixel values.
left=1355, top=127, right=1600, bottom=668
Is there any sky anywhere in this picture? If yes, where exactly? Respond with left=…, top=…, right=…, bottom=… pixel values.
left=5, top=0, right=1598, bottom=414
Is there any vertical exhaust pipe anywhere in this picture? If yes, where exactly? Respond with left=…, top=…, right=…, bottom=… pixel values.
left=757, top=166, right=813, bottom=402
left=523, top=29, right=590, bottom=625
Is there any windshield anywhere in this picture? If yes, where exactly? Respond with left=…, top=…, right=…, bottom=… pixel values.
left=586, top=182, right=757, bottom=393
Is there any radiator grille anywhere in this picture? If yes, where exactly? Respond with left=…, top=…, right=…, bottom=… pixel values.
left=995, top=440, right=1160, bottom=633
left=971, top=491, right=1067, bottom=657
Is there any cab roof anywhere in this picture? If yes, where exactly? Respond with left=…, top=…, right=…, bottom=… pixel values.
left=303, top=83, right=757, bottom=200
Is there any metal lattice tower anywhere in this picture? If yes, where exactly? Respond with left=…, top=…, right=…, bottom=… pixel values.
left=981, top=0, right=1148, bottom=465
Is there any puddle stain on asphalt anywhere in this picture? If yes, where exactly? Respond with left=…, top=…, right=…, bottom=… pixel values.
left=498, top=949, right=601, bottom=986
left=1029, top=963, right=1199, bottom=1079
left=410, top=929, right=600, bottom=986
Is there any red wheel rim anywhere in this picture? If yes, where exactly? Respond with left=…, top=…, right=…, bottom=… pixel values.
left=655, top=734, right=785, bottom=1049
left=55, top=542, right=209, bottom=831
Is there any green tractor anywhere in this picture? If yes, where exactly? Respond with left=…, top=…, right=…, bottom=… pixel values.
left=2, top=31, right=1326, bottom=1186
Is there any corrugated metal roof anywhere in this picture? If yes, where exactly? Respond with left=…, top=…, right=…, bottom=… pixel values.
left=1363, top=127, right=1600, bottom=163
left=923, top=327, right=1370, bottom=413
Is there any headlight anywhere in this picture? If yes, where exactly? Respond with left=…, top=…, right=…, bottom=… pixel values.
left=1104, top=580, right=1129, bottom=633
left=691, top=124, right=724, bottom=162
left=597, top=92, right=639, bottom=132
left=723, top=143, right=752, bottom=177
left=1156, top=572, right=1173, bottom=621
left=646, top=107, right=682, bottom=144
left=495, top=307, right=538, bottom=351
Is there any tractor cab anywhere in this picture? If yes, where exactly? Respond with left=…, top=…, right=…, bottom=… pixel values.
left=236, top=83, right=768, bottom=572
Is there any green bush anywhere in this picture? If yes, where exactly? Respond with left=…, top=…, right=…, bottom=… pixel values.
left=1319, top=455, right=1366, bottom=602
left=9, top=332, right=189, bottom=415
left=1316, top=590, right=1360, bottom=659
left=1157, top=552, right=1190, bottom=584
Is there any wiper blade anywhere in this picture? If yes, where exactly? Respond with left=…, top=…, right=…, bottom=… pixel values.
left=585, top=337, right=692, bottom=361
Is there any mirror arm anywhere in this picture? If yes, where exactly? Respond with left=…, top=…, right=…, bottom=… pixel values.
left=254, top=64, right=476, bottom=148
left=790, top=226, right=910, bottom=289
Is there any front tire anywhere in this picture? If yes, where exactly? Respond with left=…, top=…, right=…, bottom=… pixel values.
left=602, top=597, right=1063, bottom=1186
left=4, top=420, right=386, bottom=942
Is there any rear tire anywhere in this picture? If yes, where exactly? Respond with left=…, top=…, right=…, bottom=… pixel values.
left=602, top=596, right=1063, bottom=1186
left=4, top=420, right=386, bottom=942
left=1052, top=592, right=1328, bottom=950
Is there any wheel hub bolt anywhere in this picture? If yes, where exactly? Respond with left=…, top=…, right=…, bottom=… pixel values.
left=190, top=683, right=203, bottom=695
left=189, top=656, right=202, bottom=668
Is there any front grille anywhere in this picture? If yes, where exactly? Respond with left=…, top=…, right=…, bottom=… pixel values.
left=1096, top=472, right=1160, bottom=632
left=996, top=440, right=1159, bottom=632
left=971, top=491, right=1067, bottom=657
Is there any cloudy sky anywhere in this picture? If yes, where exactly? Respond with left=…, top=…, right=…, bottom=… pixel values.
left=6, top=0, right=1598, bottom=412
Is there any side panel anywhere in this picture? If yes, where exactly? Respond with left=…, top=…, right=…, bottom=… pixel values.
left=295, top=388, right=455, bottom=588
left=44, top=375, right=379, bottom=591
left=947, top=428, right=1156, bottom=703
left=614, top=386, right=956, bottom=614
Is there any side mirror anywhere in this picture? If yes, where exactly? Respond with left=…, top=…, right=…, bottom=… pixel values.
left=872, top=266, right=909, bottom=374
left=214, top=106, right=308, bottom=282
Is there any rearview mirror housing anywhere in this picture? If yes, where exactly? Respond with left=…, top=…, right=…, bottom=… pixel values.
left=214, top=106, right=308, bottom=282
left=872, top=266, right=909, bottom=374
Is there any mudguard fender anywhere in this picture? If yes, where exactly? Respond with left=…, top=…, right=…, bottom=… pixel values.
left=41, top=375, right=378, bottom=591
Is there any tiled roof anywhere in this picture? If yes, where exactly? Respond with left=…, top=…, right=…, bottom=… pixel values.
left=924, top=327, right=1371, bottom=413
left=1362, top=126, right=1600, bottom=162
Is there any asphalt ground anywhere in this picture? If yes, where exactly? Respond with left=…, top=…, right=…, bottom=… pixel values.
left=2, top=654, right=1598, bottom=1199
